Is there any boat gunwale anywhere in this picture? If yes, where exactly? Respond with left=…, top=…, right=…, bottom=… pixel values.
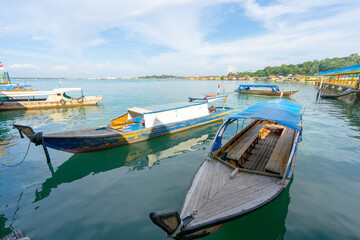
left=128, top=101, right=210, bottom=115
left=44, top=107, right=233, bottom=139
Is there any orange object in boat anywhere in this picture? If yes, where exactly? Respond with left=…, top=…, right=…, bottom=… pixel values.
left=206, top=94, right=217, bottom=97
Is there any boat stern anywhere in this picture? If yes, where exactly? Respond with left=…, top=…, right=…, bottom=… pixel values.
left=149, top=209, right=183, bottom=238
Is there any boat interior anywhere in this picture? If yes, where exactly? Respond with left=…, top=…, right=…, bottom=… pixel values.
left=213, top=120, right=296, bottom=176
left=109, top=112, right=145, bottom=130
left=109, top=105, right=220, bottom=131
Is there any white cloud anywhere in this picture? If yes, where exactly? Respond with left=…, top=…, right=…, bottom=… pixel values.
left=51, top=65, right=71, bottom=72
left=9, top=64, right=40, bottom=71
left=227, top=65, right=237, bottom=73
left=1, top=0, right=360, bottom=77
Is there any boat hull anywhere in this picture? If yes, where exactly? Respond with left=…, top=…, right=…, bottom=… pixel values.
left=236, top=90, right=299, bottom=96
left=0, top=96, right=103, bottom=110
left=174, top=158, right=289, bottom=239
left=43, top=108, right=233, bottom=153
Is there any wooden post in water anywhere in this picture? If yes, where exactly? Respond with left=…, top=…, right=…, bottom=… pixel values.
left=6, top=72, right=11, bottom=84
left=316, top=77, right=324, bottom=100
left=223, top=88, right=226, bottom=110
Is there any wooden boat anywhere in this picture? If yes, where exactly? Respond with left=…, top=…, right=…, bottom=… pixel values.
left=150, top=98, right=303, bottom=239
left=13, top=99, right=233, bottom=159
left=0, top=88, right=102, bottom=110
left=235, top=84, right=299, bottom=96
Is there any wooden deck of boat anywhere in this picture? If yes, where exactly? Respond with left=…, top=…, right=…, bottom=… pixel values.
left=180, top=158, right=283, bottom=228
left=243, top=132, right=279, bottom=171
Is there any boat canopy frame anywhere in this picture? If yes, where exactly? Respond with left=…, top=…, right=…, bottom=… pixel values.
left=210, top=98, right=303, bottom=155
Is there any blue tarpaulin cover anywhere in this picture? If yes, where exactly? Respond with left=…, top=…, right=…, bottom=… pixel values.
left=315, top=64, right=360, bottom=76
left=229, top=98, right=302, bottom=131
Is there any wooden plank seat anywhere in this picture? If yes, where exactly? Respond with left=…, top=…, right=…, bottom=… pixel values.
left=225, top=123, right=265, bottom=165
left=265, top=127, right=296, bottom=175
left=214, top=121, right=260, bottom=159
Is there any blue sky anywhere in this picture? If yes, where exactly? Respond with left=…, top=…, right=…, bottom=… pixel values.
left=0, top=0, right=359, bottom=77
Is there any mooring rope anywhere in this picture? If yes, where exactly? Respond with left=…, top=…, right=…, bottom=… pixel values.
left=0, top=140, right=31, bottom=167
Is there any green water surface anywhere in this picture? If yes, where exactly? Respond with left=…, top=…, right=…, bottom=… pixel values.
left=0, top=79, right=359, bottom=239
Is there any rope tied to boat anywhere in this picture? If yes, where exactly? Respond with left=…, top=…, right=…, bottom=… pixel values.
left=29, top=132, right=51, bottom=163
left=13, top=126, right=52, bottom=164
left=32, top=132, right=44, bottom=146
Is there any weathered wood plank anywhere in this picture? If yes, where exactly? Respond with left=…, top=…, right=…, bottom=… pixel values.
left=257, top=134, right=278, bottom=171
left=226, top=124, right=264, bottom=161
left=214, top=120, right=259, bottom=158
left=208, top=160, right=222, bottom=199
left=243, top=132, right=278, bottom=171
left=212, top=156, right=283, bottom=179
left=192, top=178, right=279, bottom=224
left=198, top=176, right=275, bottom=214
left=180, top=160, right=212, bottom=217
left=196, top=184, right=282, bottom=225
left=265, top=128, right=296, bottom=175
left=254, top=133, right=279, bottom=171
left=219, top=173, right=261, bottom=193
left=211, top=176, right=271, bottom=202
left=196, top=159, right=217, bottom=210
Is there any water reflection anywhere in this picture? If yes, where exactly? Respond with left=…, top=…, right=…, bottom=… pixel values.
left=18, top=105, right=105, bottom=128
left=0, top=137, right=16, bottom=161
left=0, top=105, right=105, bottom=164
left=0, top=214, right=12, bottom=238
left=322, top=96, right=360, bottom=139
left=205, top=179, right=292, bottom=240
left=34, top=122, right=221, bottom=203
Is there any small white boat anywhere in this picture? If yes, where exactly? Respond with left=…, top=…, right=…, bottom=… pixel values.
left=0, top=88, right=102, bottom=110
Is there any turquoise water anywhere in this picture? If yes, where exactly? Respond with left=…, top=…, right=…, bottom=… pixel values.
left=0, top=79, right=359, bottom=239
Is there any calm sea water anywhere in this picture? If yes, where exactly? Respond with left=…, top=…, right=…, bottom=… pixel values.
left=1, top=79, right=359, bottom=240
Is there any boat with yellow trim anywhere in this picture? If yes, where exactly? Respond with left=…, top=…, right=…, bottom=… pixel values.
left=0, top=88, right=102, bottom=110
left=13, top=98, right=233, bottom=159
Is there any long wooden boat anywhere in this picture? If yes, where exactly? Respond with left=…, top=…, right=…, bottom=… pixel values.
left=235, top=84, right=299, bottom=96
left=150, top=98, right=303, bottom=239
left=0, top=88, right=102, bottom=110
left=13, top=99, right=233, bottom=157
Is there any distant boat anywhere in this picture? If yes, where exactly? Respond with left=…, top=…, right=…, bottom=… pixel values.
left=14, top=99, right=233, bottom=157
left=0, top=88, right=102, bottom=110
left=0, top=71, right=34, bottom=92
left=150, top=98, right=303, bottom=239
left=235, top=84, right=299, bottom=96
left=188, top=94, right=227, bottom=103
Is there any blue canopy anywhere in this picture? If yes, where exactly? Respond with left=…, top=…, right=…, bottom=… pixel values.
left=229, top=98, right=302, bottom=131
left=315, top=64, right=360, bottom=76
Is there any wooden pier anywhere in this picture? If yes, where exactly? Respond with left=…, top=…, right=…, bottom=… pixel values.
left=315, top=64, right=360, bottom=98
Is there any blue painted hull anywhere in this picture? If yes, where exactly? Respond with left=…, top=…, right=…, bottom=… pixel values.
left=43, top=107, right=233, bottom=153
